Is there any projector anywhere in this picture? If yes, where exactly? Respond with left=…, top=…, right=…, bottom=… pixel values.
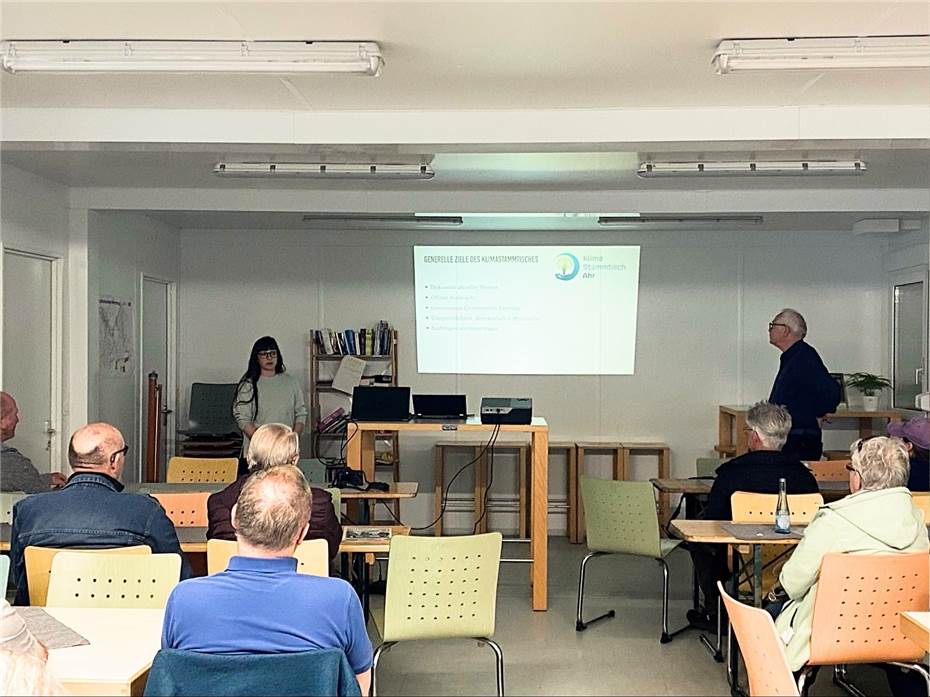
left=480, top=397, right=533, bottom=425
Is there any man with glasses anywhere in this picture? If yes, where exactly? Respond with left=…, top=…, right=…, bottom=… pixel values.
left=767, top=308, right=841, bottom=460
left=9, top=422, right=191, bottom=605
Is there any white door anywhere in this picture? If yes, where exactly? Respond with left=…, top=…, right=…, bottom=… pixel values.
left=892, top=270, right=928, bottom=409
left=140, top=277, right=175, bottom=480
left=2, top=250, right=60, bottom=473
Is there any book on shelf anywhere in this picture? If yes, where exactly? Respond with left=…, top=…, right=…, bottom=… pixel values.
left=312, top=321, right=394, bottom=357
left=343, top=526, right=393, bottom=542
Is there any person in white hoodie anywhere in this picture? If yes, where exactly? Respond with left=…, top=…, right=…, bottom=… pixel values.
left=774, top=436, right=929, bottom=694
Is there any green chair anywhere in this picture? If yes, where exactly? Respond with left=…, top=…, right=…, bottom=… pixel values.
left=324, top=487, right=342, bottom=520
left=695, top=457, right=725, bottom=478
left=576, top=478, right=684, bottom=643
left=0, top=554, right=10, bottom=592
left=297, top=458, right=328, bottom=485
left=372, top=532, right=504, bottom=696
left=1, top=491, right=27, bottom=525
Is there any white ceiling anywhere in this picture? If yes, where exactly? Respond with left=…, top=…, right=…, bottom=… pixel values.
left=0, top=2, right=927, bottom=222
left=2, top=2, right=928, bottom=111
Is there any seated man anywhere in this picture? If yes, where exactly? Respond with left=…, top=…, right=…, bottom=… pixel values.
left=162, top=465, right=372, bottom=694
left=774, top=436, right=929, bottom=693
left=688, top=400, right=819, bottom=627
left=888, top=415, right=929, bottom=492
left=207, top=423, right=342, bottom=560
left=9, top=422, right=191, bottom=604
left=1, top=391, right=66, bottom=493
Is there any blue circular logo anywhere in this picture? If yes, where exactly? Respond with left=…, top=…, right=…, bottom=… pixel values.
left=554, top=253, right=580, bottom=281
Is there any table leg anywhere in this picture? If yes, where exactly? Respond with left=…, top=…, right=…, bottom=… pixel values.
left=575, top=447, right=586, bottom=543
left=434, top=446, right=444, bottom=537
left=531, top=430, right=549, bottom=611
left=859, top=417, right=875, bottom=439
left=727, top=545, right=743, bottom=696
left=567, top=446, right=578, bottom=542
left=519, top=445, right=528, bottom=539
left=752, top=544, right=762, bottom=608
left=657, top=448, right=670, bottom=529
left=475, top=446, right=488, bottom=534
left=735, top=413, right=749, bottom=456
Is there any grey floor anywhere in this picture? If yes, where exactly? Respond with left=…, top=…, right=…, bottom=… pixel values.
left=368, top=537, right=894, bottom=696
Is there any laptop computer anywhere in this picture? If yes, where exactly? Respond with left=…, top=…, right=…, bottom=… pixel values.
left=413, top=394, right=468, bottom=420
left=351, top=386, right=411, bottom=422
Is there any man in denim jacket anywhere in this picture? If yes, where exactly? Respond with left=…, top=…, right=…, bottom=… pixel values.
left=10, top=422, right=191, bottom=604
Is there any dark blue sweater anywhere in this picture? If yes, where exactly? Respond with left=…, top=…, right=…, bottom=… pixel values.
left=769, top=340, right=841, bottom=438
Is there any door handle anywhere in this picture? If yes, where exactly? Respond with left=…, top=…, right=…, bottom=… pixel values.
left=43, top=420, right=56, bottom=435
left=918, top=368, right=924, bottom=386
left=161, top=407, right=173, bottom=415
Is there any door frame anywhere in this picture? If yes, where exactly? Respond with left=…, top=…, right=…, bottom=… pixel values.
left=137, top=274, right=178, bottom=480
left=0, top=246, right=64, bottom=471
left=888, top=265, right=928, bottom=411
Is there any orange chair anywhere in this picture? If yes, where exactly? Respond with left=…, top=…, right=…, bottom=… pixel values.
left=717, top=582, right=799, bottom=696
left=802, top=459, right=851, bottom=482
left=166, top=457, right=237, bottom=483
left=730, top=492, right=824, bottom=524
left=911, top=492, right=930, bottom=524
left=799, top=552, right=930, bottom=695
left=151, top=492, right=210, bottom=527
left=24, top=545, right=151, bottom=606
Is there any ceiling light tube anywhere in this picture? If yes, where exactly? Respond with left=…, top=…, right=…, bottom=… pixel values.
left=598, top=214, right=764, bottom=227
left=637, top=160, right=866, bottom=178
left=214, top=162, right=433, bottom=179
left=301, top=213, right=463, bottom=226
left=713, top=36, right=930, bottom=74
left=1, top=40, right=383, bottom=75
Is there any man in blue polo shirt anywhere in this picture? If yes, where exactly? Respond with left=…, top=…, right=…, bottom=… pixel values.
left=161, top=464, right=372, bottom=694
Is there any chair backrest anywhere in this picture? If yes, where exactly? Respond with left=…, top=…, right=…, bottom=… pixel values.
left=25, top=545, right=151, bottom=606
left=46, top=551, right=180, bottom=608
left=803, top=459, right=852, bottom=482
left=911, top=492, right=930, bottom=524
left=718, top=582, right=799, bottom=696
left=1, top=492, right=27, bottom=524
left=0, top=554, right=10, bottom=592
left=730, top=492, right=824, bottom=524
left=696, top=457, right=726, bottom=478
left=166, top=457, right=238, bottom=483
left=808, top=552, right=929, bottom=666
left=184, top=382, right=240, bottom=435
left=151, top=492, right=210, bottom=527
left=206, top=539, right=328, bottom=577
left=581, top=478, right=662, bottom=558
left=143, top=648, right=361, bottom=697
left=324, top=487, right=342, bottom=519
left=382, top=532, right=502, bottom=642
left=297, top=458, right=328, bottom=484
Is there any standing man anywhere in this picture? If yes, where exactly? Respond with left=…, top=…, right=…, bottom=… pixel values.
left=768, top=309, right=841, bottom=460
left=0, top=391, right=66, bottom=492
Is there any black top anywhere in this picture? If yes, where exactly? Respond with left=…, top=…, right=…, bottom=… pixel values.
left=769, top=340, right=841, bottom=437
left=908, top=452, right=930, bottom=492
left=702, top=449, right=821, bottom=521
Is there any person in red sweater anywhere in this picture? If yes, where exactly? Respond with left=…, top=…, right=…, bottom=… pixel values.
left=207, top=423, right=342, bottom=560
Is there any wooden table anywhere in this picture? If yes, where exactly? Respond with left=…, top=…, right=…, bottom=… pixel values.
left=716, top=405, right=903, bottom=457
left=900, top=611, right=930, bottom=652
left=345, top=416, right=550, bottom=611
left=45, top=607, right=163, bottom=696
left=125, top=481, right=419, bottom=500
left=651, top=478, right=850, bottom=503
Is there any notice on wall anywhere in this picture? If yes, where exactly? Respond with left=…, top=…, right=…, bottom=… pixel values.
left=99, top=296, right=134, bottom=376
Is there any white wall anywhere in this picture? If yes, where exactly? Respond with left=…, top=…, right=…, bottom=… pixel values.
left=179, top=227, right=887, bottom=531
left=0, top=164, right=84, bottom=469
left=87, top=211, right=181, bottom=481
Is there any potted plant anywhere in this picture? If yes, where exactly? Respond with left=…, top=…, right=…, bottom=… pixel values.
left=845, top=372, right=893, bottom=411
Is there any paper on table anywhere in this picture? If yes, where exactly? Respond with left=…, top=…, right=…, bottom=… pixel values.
left=14, top=608, right=90, bottom=650
left=332, top=355, right=366, bottom=395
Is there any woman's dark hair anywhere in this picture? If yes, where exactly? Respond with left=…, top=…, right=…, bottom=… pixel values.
left=234, top=336, right=286, bottom=420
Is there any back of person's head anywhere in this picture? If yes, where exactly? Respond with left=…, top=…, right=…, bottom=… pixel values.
left=67, top=422, right=127, bottom=477
left=0, top=391, right=18, bottom=440
left=850, top=436, right=910, bottom=490
left=233, top=464, right=311, bottom=552
left=246, top=423, right=299, bottom=470
left=774, top=308, right=807, bottom=339
left=746, top=401, right=792, bottom=451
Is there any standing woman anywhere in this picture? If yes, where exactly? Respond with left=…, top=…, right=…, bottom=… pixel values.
left=233, top=336, right=308, bottom=474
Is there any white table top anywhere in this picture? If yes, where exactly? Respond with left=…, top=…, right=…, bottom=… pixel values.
left=45, top=607, right=163, bottom=695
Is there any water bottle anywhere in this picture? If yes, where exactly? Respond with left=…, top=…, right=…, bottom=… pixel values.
left=774, top=477, right=791, bottom=533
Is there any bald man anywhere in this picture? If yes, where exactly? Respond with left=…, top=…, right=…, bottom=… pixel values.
left=9, top=422, right=191, bottom=605
left=0, top=391, right=66, bottom=492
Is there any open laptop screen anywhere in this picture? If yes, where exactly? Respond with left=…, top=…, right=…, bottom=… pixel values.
left=351, top=386, right=411, bottom=422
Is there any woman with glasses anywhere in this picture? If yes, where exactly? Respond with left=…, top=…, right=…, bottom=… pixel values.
left=233, top=336, right=308, bottom=473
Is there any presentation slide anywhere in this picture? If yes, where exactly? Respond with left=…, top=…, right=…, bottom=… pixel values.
left=414, top=245, right=640, bottom=375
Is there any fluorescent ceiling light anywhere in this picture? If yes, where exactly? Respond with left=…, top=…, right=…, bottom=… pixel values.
left=598, top=214, right=763, bottom=227
left=215, top=163, right=432, bottom=179
left=0, top=40, right=383, bottom=75
left=713, top=36, right=930, bottom=73
left=301, top=213, right=462, bottom=226
left=637, top=160, right=866, bottom=178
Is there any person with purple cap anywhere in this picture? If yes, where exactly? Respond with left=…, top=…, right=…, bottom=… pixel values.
left=888, top=415, right=929, bottom=492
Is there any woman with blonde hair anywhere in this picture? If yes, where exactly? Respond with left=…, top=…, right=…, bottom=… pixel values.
left=206, top=423, right=342, bottom=559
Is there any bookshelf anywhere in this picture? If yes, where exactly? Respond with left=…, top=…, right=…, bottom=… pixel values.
left=309, top=328, right=400, bottom=521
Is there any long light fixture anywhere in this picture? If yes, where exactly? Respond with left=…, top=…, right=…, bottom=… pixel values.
left=302, top=213, right=463, bottom=226
left=0, top=40, right=383, bottom=75
left=713, top=36, right=930, bottom=74
left=214, top=163, right=433, bottom=179
left=598, top=214, right=763, bottom=227
left=637, top=160, right=867, bottom=178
